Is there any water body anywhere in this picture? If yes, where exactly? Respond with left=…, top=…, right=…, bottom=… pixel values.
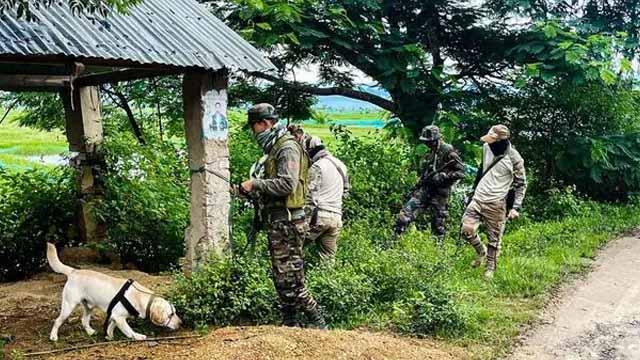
left=25, top=155, right=68, bottom=166
left=303, top=118, right=385, bottom=128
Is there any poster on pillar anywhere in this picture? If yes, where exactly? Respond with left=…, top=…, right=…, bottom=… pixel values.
left=202, top=89, right=229, bottom=141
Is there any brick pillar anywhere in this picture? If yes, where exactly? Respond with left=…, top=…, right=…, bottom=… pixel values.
left=61, top=86, right=106, bottom=244
left=183, top=71, right=231, bottom=271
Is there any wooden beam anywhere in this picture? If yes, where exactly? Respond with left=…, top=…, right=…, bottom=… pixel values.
left=0, top=75, right=68, bottom=91
left=75, top=68, right=183, bottom=87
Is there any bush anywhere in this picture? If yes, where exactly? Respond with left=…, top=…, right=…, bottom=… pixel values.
left=556, top=134, right=640, bottom=200
left=168, top=256, right=278, bottom=327
left=96, top=134, right=189, bottom=273
left=0, top=167, right=77, bottom=282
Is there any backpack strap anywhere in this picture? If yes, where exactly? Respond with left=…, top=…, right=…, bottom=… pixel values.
left=103, top=279, right=139, bottom=334
left=324, top=156, right=350, bottom=195
left=472, top=155, right=506, bottom=192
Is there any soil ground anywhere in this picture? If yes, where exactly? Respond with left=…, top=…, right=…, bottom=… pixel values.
left=0, top=252, right=467, bottom=360
left=509, top=232, right=640, bottom=360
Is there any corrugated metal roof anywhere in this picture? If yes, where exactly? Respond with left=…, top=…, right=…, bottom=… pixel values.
left=0, top=0, right=275, bottom=72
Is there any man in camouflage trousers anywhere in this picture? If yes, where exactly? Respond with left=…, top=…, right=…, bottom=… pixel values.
left=239, top=103, right=326, bottom=329
left=394, top=125, right=465, bottom=243
left=461, top=125, right=527, bottom=279
left=304, top=137, right=350, bottom=261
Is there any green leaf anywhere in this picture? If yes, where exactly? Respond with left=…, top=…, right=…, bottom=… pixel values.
left=256, top=22, right=272, bottom=31
left=543, top=24, right=558, bottom=39
left=599, top=68, right=617, bottom=85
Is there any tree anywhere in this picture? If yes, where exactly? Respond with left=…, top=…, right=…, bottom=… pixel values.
left=0, top=0, right=142, bottom=20
left=205, top=0, right=637, bottom=135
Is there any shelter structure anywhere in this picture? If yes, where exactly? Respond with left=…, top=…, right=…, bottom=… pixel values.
left=0, top=0, right=274, bottom=271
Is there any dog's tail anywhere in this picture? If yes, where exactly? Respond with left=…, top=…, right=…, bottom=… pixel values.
left=46, top=243, right=74, bottom=276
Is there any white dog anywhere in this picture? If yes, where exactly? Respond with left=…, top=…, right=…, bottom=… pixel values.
left=46, top=243, right=182, bottom=341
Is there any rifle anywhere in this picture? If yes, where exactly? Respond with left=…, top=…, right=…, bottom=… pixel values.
left=411, top=159, right=458, bottom=194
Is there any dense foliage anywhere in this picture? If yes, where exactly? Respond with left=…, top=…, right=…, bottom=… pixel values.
left=95, top=133, right=190, bottom=272
left=556, top=134, right=640, bottom=200
left=0, top=167, right=77, bottom=281
left=208, top=0, right=637, bottom=134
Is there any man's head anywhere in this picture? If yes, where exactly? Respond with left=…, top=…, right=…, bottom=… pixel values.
left=480, top=125, right=510, bottom=144
left=287, top=124, right=305, bottom=142
left=481, top=125, right=511, bottom=156
left=419, top=125, right=441, bottom=149
left=307, top=136, right=326, bottom=160
left=247, top=103, right=278, bottom=135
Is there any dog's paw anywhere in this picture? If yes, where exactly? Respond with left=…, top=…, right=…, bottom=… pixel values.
left=105, top=335, right=114, bottom=341
left=85, top=328, right=96, bottom=336
left=49, top=334, right=58, bottom=342
left=133, top=334, right=147, bottom=341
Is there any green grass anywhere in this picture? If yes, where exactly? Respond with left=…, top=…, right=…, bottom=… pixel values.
left=436, top=202, right=640, bottom=358
left=0, top=120, right=68, bottom=168
left=321, top=110, right=386, bottom=121
left=304, top=124, right=380, bottom=141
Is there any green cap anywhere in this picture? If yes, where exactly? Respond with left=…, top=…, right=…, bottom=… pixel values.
left=246, top=103, right=278, bottom=129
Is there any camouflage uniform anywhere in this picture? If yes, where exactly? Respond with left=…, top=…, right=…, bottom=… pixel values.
left=395, top=127, right=465, bottom=240
left=249, top=104, right=325, bottom=328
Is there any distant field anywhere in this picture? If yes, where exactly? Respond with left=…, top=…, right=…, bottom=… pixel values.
left=0, top=120, right=68, bottom=168
left=322, top=111, right=385, bottom=121
left=0, top=110, right=382, bottom=168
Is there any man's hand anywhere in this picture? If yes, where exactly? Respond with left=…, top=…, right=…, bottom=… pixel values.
left=241, top=180, right=254, bottom=193
left=429, top=172, right=447, bottom=185
left=508, top=208, right=520, bottom=219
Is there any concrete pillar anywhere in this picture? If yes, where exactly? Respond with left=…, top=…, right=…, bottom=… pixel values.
left=183, top=71, right=231, bottom=271
left=61, top=86, right=106, bottom=244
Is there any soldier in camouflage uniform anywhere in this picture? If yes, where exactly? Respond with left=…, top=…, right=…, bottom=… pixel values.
left=239, top=103, right=327, bottom=329
left=394, top=125, right=465, bottom=243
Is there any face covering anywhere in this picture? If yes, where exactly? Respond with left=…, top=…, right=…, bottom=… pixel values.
left=489, top=139, right=509, bottom=156
left=254, top=123, right=287, bottom=154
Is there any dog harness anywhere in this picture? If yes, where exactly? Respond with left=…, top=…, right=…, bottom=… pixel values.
left=103, top=279, right=140, bottom=334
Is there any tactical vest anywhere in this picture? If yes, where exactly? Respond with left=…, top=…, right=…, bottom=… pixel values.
left=263, top=134, right=309, bottom=210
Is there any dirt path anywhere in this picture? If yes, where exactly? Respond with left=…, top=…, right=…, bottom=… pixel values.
left=510, top=233, right=640, bottom=360
left=0, top=259, right=467, bottom=360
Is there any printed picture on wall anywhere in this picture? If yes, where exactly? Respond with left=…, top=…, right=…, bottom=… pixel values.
left=202, top=89, right=228, bottom=140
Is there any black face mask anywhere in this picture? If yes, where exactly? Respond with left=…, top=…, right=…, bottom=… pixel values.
left=489, top=139, right=509, bottom=156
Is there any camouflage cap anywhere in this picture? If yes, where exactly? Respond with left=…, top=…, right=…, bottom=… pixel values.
left=419, top=125, right=441, bottom=142
left=480, top=124, right=510, bottom=144
left=246, top=103, right=278, bottom=128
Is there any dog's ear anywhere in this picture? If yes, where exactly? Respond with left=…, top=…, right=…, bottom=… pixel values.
left=149, top=301, right=166, bottom=326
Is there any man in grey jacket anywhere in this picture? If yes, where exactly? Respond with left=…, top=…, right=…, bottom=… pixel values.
left=305, top=138, right=350, bottom=261
left=461, top=125, right=527, bottom=279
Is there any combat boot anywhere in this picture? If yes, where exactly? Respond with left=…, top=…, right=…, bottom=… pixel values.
left=305, top=308, right=328, bottom=330
left=281, top=305, right=299, bottom=327
left=484, top=269, right=495, bottom=280
left=470, top=239, right=486, bottom=268
left=485, top=245, right=499, bottom=280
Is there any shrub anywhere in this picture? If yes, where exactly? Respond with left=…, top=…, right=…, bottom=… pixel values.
left=168, top=256, right=278, bottom=327
left=0, top=167, right=77, bottom=282
left=96, top=134, right=189, bottom=273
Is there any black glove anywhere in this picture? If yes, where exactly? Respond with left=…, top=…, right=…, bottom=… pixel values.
left=429, top=172, right=448, bottom=186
